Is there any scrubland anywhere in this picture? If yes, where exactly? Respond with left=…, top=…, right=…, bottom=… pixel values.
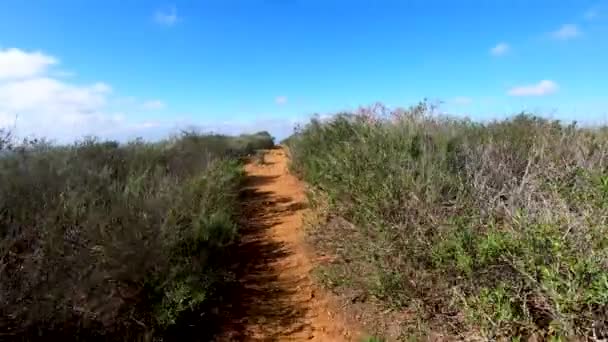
left=287, top=103, right=608, bottom=340
left=0, top=129, right=273, bottom=340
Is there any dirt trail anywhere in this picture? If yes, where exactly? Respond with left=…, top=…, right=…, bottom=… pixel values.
left=217, top=147, right=358, bottom=341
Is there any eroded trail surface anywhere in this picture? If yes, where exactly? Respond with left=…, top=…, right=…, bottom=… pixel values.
left=217, top=147, right=356, bottom=341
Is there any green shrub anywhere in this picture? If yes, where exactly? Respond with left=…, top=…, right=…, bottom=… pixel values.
left=288, top=103, right=608, bottom=339
left=0, top=130, right=271, bottom=339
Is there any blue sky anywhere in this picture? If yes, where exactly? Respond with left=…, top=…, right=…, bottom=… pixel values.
left=1, top=0, right=607, bottom=141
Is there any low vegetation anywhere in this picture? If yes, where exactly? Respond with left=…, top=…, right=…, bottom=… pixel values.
left=0, top=129, right=273, bottom=340
left=287, top=103, right=608, bottom=340
left=5, top=100, right=608, bottom=340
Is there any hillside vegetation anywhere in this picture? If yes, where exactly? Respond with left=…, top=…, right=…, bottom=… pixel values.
left=0, top=129, right=273, bottom=340
left=287, top=103, right=608, bottom=340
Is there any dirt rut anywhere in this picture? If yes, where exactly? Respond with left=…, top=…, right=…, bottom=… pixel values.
left=217, top=147, right=357, bottom=341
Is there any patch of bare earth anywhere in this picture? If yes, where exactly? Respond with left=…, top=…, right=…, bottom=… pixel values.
left=216, top=147, right=360, bottom=341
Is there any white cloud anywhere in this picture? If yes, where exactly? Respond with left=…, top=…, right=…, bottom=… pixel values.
left=199, top=116, right=305, bottom=141
left=154, top=6, right=179, bottom=26
left=142, top=99, right=166, bottom=110
left=0, top=78, right=110, bottom=113
left=0, top=48, right=57, bottom=80
left=508, top=80, right=559, bottom=96
left=0, top=47, right=298, bottom=143
left=552, top=24, right=581, bottom=40
left=275, top=96, right=288, bottom=105
left=0, top=47, right=170, bottom=142
left=490, top=43, right=510, bottom=56
left=0, top=76, right=120, bottom=140
left=451, top=97, right=473, bottom=105
left=137, top=121, right=162, bottom=129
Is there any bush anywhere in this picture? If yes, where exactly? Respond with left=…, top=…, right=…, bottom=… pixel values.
left=287, top=103, right=608, bottom=339
left=0, top=130, right=273, bottom=339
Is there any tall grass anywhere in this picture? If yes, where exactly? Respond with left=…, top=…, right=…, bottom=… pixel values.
left=0, top=129, right=273, bottom=340
left=288, top=103, right=608, bottom=340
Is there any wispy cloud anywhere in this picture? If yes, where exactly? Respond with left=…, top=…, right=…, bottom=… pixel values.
left=508, top=80, right=559, bottom=96
left=142, top=99, right=166, bottom=110
left=0, top=47, right=297, bottom=142
left=451, top=97, right=473, bottom=105
left=154, top=6, right=179, bottom=26
left=0, top=48, right=57, bottom=80
left=490, top=42, right=510, bottom=56
left=275, top=96, right=288, bottom=105
left=0, top=47, right=171, bottom=142
left=585, top=8, right=598, bottom=20
left=551, top=24, right=581, bottom=40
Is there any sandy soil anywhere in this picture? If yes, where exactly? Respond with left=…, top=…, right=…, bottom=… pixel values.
left=216, top=147, right=359, bottom=341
